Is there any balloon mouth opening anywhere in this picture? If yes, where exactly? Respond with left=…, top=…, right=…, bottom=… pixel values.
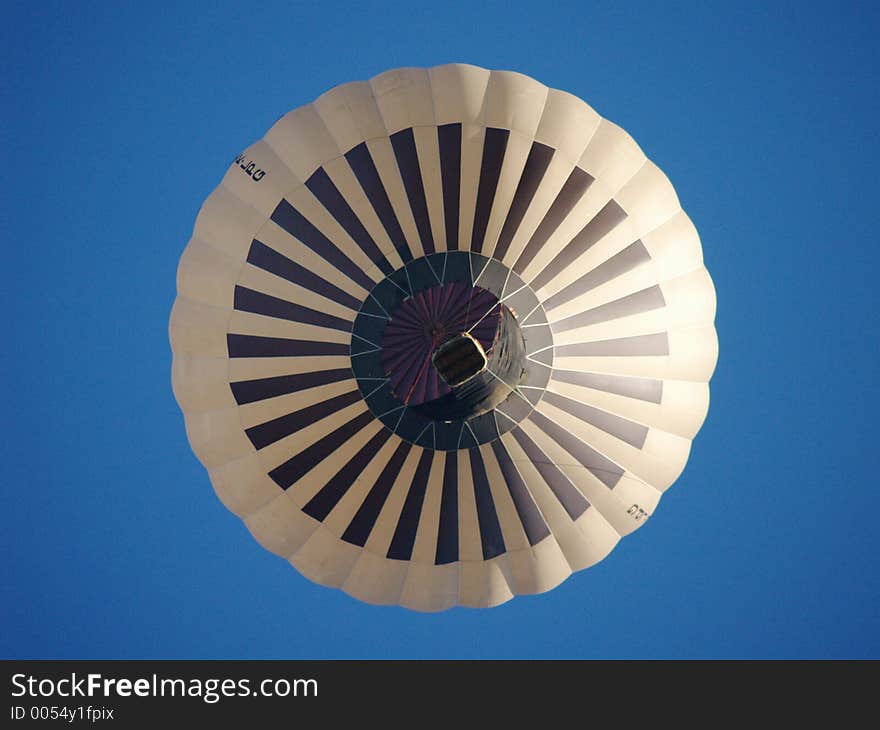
left=432, top=333, right=488, bottom=387
left=353, top=252, right=550, bottom=444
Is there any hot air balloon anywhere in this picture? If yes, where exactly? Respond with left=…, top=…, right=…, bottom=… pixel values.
left=170, top=64, right=718, bottom=610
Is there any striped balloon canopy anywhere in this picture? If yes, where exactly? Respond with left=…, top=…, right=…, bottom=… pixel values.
left=170, top=64, right=718, bottom=610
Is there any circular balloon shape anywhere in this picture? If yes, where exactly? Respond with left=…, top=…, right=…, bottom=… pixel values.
left=170, top=64, right=718, bottom=611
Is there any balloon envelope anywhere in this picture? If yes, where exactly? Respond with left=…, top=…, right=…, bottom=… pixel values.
left=170, top=64, right=718, bottom=610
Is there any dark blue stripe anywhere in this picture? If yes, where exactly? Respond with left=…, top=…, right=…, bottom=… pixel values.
left=303, top=426, right=394, bottom=521
left=305, top=167, right=394, bottom=277
left=390, top=128, right=435, bottom=255
left=345, top=142, right=413, bottom=263
left=245, top=390, right=362, bottom=450
left=230, top=368, right=352, bottom=405
left=434, top=451, right=459, bottom=565
left=513, top=166, right=593, bottom=274
left=468, top=447, right=506, bottom=560
left=342, top=440, right=413, bottom=547
left=527, top=410, right=624, bottom=488
left=540, top=240, right=651, bottom=312
left=528, top=200, right=627, bottom=292
left=550, top=369, right=663, bottom=404
left=227, top=334, right=350, bottom=358
left=541, top=390, right=649, bottom=449
left=270, top=198, right=375, bottom=292
left=247, top=239, right=363, bottom=312
left=437, top=123, right=462, bottom=251
left=490, top=439, right=551, bottom=546
left=233, top=286, right=353, bottom=332
left=492, top=141, right=554, bottom=261
left=470, top=127, right=509, bottom=254
left=269, top=409, right=375, bottom=490
left=549, top=286, right=666, bottom=333
left=553, top=332, right=669, bottom=358
left=509, top=427, right=590, bottom=520
left=386, top=449, right=433, bottom=561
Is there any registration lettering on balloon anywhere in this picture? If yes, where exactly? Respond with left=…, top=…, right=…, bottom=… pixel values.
left=171, top=64, right=718, bottom=610
left=232, top=151, right=266, bottom=181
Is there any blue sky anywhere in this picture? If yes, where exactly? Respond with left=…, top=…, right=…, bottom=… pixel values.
left=3, top=0, right=878, bottom=659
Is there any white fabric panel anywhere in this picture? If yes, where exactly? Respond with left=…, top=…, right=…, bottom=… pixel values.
left=168, top=297, right=230, bottom=359
left=209, top=452, right=284, bottom=518
left=226, top=310, right=350, bottom=345
left=409, top=451, right=446, bottom=564
left=263, top=103, right=342, bottom=181
left=343, top=550, right=408, bottom=606
left=171, top=356, right=234, bottom=414
left=457, top=123, right=487, bottom=254
left=371, top=67, right=436, bottom=134
left=534, top=88, right=601, bottom=164
left=177, top=238, right=243, bottom=309
left=456, top=449, right=483, bottom=562
left=429, top=63, right=491, bottom=125
left=183, top=405, right=253, bottom=471
left=615, top=160, right=682, bottom=235
left=642, top=210, right=705, bottom=279
left=569, top=507, right=622, bottom=570
left=577, top=119, right=646, bottom=193
left=191, top=187, right=266, bottom=261
left=331, top=81, right=388, bottom=144
left=313, top=82, right=371, bottom=155
left=459, top=556, right=515, bottom=608
left=228, top=354, right=351, bottom=382
left=399, top=563, right=459, bottom=612
left=219, top=139, right=301, bottom=215
left=481, top=70, right=548, bottom=138
left=505, top=539, right=571, bottom=596
left=413, top=125, right=447, bottom=252
left=288, top=525, right=362, bottom=589
left=244, top=491, right=320, bottom=557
